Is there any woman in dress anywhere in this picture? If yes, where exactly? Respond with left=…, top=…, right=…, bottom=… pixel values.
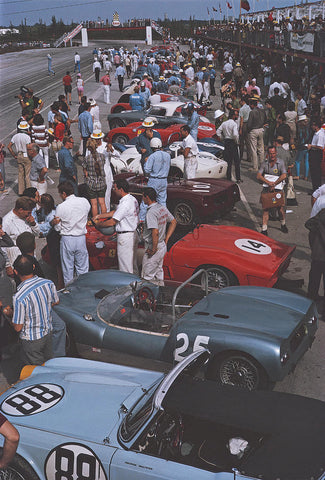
left=82, top=138, right=107, bottom=217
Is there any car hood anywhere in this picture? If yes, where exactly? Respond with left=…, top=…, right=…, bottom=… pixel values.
left=171, top=225, right=294, bottom=272
left=167, top=177, right=234, bottom=193
left=0, top=358, right=163, bottom=445
left=182, top=286, right=313, bottom=340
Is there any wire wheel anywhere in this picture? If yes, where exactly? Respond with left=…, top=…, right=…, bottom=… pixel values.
left=110, top=118, right=125, bottom=129
left=0, top=468, right=25, bottom=480
left=0, top=451, right=40, bottom=480
left=218, top=355, right=261, bottom=390
left=172, top=201, right=194, bottom=226
left=112, top=134, right=129, bottom=145
left=200, top=266, right=237, bottom=290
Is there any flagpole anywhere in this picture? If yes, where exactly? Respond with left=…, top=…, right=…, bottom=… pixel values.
left=239, top=0, right=242, bottom=60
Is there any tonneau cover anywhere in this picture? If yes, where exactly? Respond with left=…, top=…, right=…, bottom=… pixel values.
left=162, top=376, right=325, bottom=480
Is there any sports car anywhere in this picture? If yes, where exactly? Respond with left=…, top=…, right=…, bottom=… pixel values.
left=110, top=93, right=207, bottom=115
left=107, top=101, right=211, bottom=130
left=46, top=270, right=318, bottom=391
left=112, top=173, right=240, bottom=225
left=42, top=223, right=295, bottom=291
left=106, top=121, right=216, bottom=145
left=110, top=143, right=226, bottom=179
left=2, top=350, right=324, bottom=480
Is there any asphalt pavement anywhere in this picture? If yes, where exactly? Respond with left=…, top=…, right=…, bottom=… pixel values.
left=0, top=41, right=324, bottom=400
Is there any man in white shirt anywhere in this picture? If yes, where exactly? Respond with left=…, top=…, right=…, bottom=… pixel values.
left=93, top=178, right=139, bottom=274
left=2, top=196, right=40, bottom=267
left=52, top=181, right=90, bottom=286
left=308, top=119, right=325, bottom=192
left=217, top=110, right=241, bottom=182
left=268, top=81, right=286, bottom=98
left=180, top=125, right=198, bottom=179
left=297, top=92, right=307, bottom=116
left=74, top=52, right=81, bottom=73
left=311, top=184, right=325, bottom=218
left=7, top=122, right=31, bottom=195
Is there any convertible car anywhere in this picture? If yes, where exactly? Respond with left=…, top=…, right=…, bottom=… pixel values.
left=1, top=349, right=323, bottom=480
left=42, top=224, right=295, bottom=289
left=110, top=143, right=226, bottom=179
left=49, top=269, right=317, bottom=390
left=0, top=350, right=324, bottom=480
left=110, top=93, right=207, bottom=115
left=106, top=120, right=216, bottom=145
left=111, top=173, right=240, bottom=226
left=107, top=101, right=211, bottom=130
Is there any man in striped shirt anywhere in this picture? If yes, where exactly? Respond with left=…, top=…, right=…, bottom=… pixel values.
left=11, top=255, right=59, bottom=365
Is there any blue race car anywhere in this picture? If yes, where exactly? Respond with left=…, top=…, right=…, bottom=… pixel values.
left=52, top=269, right=317, bottom=390
left=0, top=350, right=324, bottom=480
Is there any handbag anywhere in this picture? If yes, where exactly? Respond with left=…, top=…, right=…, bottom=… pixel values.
left=260, top=190, right=285, bottom=209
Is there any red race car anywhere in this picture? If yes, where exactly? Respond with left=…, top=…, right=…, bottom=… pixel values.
left=107, top=121, right=216, bottom=145
left=42, top=224, right=294, bottom=289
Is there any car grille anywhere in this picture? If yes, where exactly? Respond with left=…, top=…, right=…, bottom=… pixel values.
left=290, top=324, right=307, bottom=352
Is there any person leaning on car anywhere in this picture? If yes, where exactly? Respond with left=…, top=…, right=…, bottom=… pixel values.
left=0, top=412, right=20, bottom=469
left=93, top=178, right=139, bottom=275
left=141, top=187, right=177, bottom=286
left=179, top=124, right=198, bottom=180
left=256, top=146, right=288, bottom=236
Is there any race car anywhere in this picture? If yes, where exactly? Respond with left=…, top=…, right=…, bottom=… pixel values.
left=112, top=172, right=240, bottom=225
left=48, top=271, right=317, bottom=390
left=42, top=223, right=295, bottom=291
left=110, top=93, right=207, bottom=115
left=106, top=120, right=216, bottom=145
left=2, top=350, right=324, bottom=480
left=110, top=142, right=226, bottom=179
left=107, top=101, right=211, bottom=130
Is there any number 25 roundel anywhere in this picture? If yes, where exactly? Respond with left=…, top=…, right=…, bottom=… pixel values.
left=1, top=384, right=64, bottom=416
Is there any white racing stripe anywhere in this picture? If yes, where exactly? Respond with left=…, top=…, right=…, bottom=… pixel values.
left=238, top=185, right=261, bottom=232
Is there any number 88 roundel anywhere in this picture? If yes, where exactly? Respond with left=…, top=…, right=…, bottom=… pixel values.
left=45, top=443, right=107, bottom=480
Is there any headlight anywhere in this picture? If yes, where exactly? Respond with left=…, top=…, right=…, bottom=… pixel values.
left=280, top=352, right=289, bottom=365
left=83, top=314, right=94, bottom=321
left=307, top=315, right=317, bottom=325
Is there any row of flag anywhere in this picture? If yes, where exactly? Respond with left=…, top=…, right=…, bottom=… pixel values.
left=207, top=1, right=250, bottom=15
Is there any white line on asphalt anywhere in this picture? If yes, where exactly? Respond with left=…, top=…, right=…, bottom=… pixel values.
left=238, top=185, right=261, bottom=232
left=0, top=72, right=95, bottom=144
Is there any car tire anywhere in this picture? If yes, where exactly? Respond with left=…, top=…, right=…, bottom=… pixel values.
left=66, top=329, right=79, bottom=357
left=112, top=133, right=129, bottom=145
left=0, top=450, right=40, bottom=480
left=171, top=200, right=195, bottom=226
left=199, top=265, right=238, bottom=290
left=110, top=119, right=125, bottom=129
left=112, top=106, right=126, bottom=114
left=207, top=352, right=270, bottom=390
left=169, top=167, right=183, bottom=179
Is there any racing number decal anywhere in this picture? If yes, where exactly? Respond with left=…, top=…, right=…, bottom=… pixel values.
left=45, top=443, right=107, bottom=480
left=234, top=238, right=272, bottom=255
left=174, top=334, right=209, bottom=362
left=1, top=384, right=63, bottom=416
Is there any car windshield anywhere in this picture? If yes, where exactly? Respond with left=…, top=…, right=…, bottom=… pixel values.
left=147, top=106, right=167, bottom=117
left=120, top=380, right=160, bottom=442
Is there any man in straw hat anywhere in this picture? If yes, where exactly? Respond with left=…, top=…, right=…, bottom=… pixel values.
left=135, top=117, right=161, bottom=171
left=8, top=121, right=31, bottom=195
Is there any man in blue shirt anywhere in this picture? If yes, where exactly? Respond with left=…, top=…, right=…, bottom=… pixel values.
left=139, top=81, right=151, bottom=108
left=58, top=136, right=78, bottom=195
left=208, top=64, right=216, bottom=96
left=139, top=137, right=171, bottom=221
left=115, top=65, right=126, bottom=92
left=78, top=103, right=93, bottom=157
left=187, top=103, right=200, bottom=141
left=11, top=254, right=59, bottom=365
left=135, top=118, right=162, bottom=171
left=129, top=86, right=145, bottom=111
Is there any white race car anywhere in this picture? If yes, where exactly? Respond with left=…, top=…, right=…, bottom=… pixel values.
left=111, top=141, right=227, bottom=179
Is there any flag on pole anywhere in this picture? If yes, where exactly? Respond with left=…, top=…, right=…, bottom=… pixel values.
left=219, top=3, right=222, bottom=12
left=213, top=6, right=218, bottom=11
left=207, top=7, right=210, bottom=14
left=240, top=0, right=250, bottom=11
left=227, top=1, right=232, bottom=8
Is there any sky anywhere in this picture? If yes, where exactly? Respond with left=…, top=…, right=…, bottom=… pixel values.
left=1, top=0, right=300, bottom=27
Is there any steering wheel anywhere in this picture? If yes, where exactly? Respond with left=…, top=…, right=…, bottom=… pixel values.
left=134, top=287, right=156, bottom=312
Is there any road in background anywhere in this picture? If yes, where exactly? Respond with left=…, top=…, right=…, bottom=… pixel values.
left=0, top=41, right=324, bottom=401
